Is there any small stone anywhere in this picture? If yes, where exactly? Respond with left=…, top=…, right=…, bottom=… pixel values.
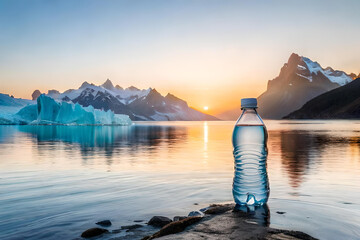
left=276, top=211, right=286, bottom=215
left=148, top=216, right=172, bottom=228
left=194, top=203, right=199, bottom=205
left=134, top=220, right=144, bottom=222
left=188, top=211, right=204, bottom=217
left=81, top=228, right=108, bottom=238
left=96, top=220, right=112, bottom=227
left=173, top=216, right=188, bottom=221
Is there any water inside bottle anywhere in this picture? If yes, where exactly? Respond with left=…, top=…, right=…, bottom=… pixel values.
left=232, top=124, right=269, bottom=205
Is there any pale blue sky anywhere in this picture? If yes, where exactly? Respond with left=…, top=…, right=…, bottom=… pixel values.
left=1, top=0, right=359, bottom=113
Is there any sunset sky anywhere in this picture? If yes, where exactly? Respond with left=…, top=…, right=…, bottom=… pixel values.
left=1, top=0, right=360, bottom=115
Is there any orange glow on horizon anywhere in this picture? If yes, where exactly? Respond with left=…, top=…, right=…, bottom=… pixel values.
left=3, top=77, right=267, bottom=116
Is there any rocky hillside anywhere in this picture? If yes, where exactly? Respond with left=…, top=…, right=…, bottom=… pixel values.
left=285, top=78, right=360, bottom=119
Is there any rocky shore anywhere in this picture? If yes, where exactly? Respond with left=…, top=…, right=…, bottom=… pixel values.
left=80, top=203, right=318, bottom=240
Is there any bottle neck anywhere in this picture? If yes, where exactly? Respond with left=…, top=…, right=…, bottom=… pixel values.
left=236, top=107, right=264, bottom=126
left=241, top=107, right=257, bottom=113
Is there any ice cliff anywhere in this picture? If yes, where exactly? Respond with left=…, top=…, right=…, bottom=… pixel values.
left=0, top=94, right=132, bottom=125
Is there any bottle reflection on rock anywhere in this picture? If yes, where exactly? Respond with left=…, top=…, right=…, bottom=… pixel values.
left=232, top=98, right=269, bottom=205
left=234, top=203, right=270, bottom=227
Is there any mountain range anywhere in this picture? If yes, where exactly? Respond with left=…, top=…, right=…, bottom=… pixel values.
left=32, top=80, right=218, bottom=121
left=285, top=78, right=360, bottom=119
left=5, top=53, right=359, bottom=121
left=217, top=53, right=357, bottom=120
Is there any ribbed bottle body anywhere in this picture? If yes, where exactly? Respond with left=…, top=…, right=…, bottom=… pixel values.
left=232, top=124, right=269, bottom=205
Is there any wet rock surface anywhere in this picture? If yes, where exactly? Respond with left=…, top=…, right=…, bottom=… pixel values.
left=148, top=216, right=172, bottom=228
left=203, top=204, right=233, bottom=215
left=173, top=216, right=187, bottom=221
left=142, top=216, right=202, bottom=240
left=79, top=203, right=317, bottom=240
left=143, top=204, right=318, bottom=240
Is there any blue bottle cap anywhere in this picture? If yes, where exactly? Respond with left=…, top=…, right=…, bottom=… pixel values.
left=241, top=98, right=257, bottom=108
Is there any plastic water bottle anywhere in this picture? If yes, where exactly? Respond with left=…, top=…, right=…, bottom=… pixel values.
left=232, top=98, right=269, bottom=205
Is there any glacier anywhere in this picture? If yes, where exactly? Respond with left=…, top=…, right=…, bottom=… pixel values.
left=0, top=94, right=132, bottom=125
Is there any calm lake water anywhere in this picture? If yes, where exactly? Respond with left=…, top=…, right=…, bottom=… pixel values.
left=0, top=121, right=360, bottom=240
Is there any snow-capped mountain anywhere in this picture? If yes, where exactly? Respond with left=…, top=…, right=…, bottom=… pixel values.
left=256, top=53, right=354, bottom=119
left=33, top=79, right=217, bottom=121
left=45, top=79, right=151, bottom=106
left=216, top=53, right=355, bottom=120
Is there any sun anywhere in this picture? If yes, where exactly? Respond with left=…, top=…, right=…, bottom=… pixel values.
left=203, top=106, right=209, bottom=111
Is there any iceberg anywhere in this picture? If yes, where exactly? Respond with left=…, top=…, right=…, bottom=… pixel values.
left=0, top=93, right=35, bottom=124
left=1, top=94, right=132, bottom=125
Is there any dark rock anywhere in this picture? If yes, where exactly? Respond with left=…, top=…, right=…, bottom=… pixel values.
left=121, top=224, right=143, bottom=230
left=188, top=211, right=203, bottom=217
left=142, top=216, right=202, bottom=240
left=148, top=216, right=172, bottom=228
left=173, top=216, right=187, bottom=221
left=96, top=220, right=112, bottom=227
left=193, top=203, right=198, bottom=205
left=134, top=220, right=144, bottom=222
left=276, top=211, right=286, bottom=215
left=204, top=204, right=233, bottom=215
left=81, top=228, right=108, bottom=238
